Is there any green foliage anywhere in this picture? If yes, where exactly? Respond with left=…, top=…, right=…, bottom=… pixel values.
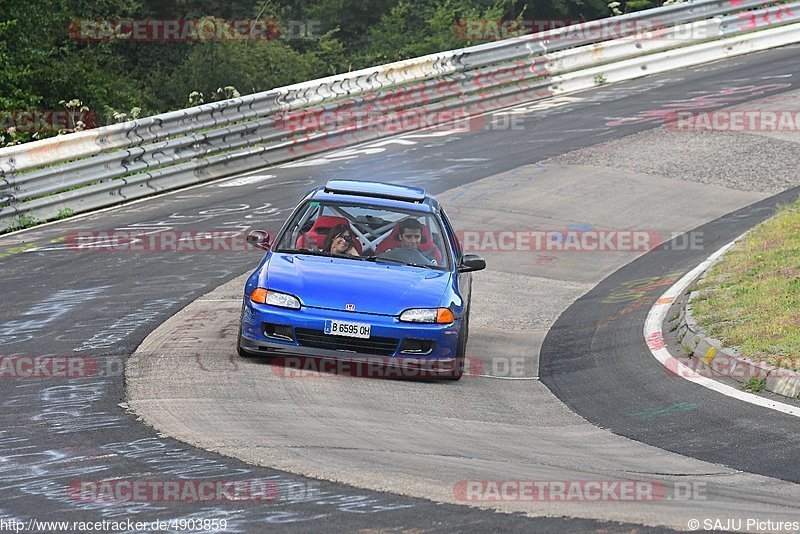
left=7, top=214, right=38, bottom=232
left=56, top=208, right=75, bottom=220
left=155, top=40, right=321, bottom=109
left=1, top=1, right=144, bottom=112
left=0, top=127, right=35, bottom=148
left=1, top=0, right=652, bottom=148
left=742, top=378, right=766, bottom=393
left=357, top=0, right=514, bottom=66
left=104, top=105, right=143, bottom=124
left=624, top=0, right=659, bottom=12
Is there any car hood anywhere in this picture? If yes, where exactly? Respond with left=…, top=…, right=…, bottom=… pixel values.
left=265, top=253, right=451, bottom=315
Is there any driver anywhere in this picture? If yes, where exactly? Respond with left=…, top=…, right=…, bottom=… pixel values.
left=395, top=218, right=437, bottom=264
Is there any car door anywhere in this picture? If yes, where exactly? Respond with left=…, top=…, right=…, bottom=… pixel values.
left=439, top=207, right=472, bottom=311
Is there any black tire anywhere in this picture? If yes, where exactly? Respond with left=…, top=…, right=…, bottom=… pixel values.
left=236, top=305, right=256, bottom=358
left=442, top=310, right=469, bottom=381
left=236, top=327, right=256, bottom=358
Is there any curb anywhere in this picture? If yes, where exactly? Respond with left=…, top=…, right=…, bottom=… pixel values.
left=673, top=248, right=800, bottom=400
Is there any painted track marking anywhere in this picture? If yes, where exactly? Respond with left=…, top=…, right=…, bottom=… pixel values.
left=643, top=238, right=800, bottom=417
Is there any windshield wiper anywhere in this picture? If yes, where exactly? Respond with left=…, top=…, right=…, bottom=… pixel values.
left=276, top=247, right=330, bottom=257
left=279, top=248, right=376, bottom=262
left=363, top=256, right=405, bottom=264
left=364, top=256, right=431, bottom=268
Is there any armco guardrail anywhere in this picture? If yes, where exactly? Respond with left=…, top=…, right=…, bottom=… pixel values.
left=1, top=0, right=799, bottom=232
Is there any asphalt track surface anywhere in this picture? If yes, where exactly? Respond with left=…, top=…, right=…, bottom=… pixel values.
left=0, top=44, right=798, bottom=532
left=540, top=185, right=800, bottom=482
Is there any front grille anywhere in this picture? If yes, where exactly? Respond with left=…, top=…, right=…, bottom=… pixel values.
left=294, top=328, right=399, bottom=356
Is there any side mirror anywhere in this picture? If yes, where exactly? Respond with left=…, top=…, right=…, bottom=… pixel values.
left=458, top=254, right=485, bottom=273
left=246, top=230, right=272, bottom=251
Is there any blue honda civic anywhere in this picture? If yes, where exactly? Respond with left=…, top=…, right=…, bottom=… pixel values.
left=238, top=180, right=485, bottom=380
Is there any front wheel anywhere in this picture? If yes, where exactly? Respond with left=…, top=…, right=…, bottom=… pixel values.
left=442, top=316, right=468, bottom=381
left=236, top=304, right=256, bottom=358
left=236, top=327, right=256, bottom=358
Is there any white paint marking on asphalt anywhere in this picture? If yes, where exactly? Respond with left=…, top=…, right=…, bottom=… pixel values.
left=216, top=174, right=275, bottom=187
left=401, top=129, right=462, bottom=138
left=643, top=238, right=800, bottom=418
left=492, top=96, right=583, bottom=115
left=0, top=287, right=110, bottom=345
left=0, top=167, right=281, bottom=238
left=366, top=139, right=416, bottom=147
left=279, top=147, right=386, bottom=168
left=75, top=298, right=180, bottom=351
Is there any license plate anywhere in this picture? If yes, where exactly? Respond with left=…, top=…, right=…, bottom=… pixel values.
left=324, top=319, right=371, bottom=339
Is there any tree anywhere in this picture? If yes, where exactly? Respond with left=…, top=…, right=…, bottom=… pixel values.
left=357, top=0, right=514, bottom=66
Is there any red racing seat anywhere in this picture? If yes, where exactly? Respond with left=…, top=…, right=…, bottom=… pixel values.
left=375, top=220, right=442, bottom=264
left=295, top=215, right=363, bottom=253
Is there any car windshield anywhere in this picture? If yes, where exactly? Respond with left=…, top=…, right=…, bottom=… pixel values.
left=275, top=200, right=450, bottom=270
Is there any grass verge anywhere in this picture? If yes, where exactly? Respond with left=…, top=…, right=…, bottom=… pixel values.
left=691, top=198, right=800, bottom=370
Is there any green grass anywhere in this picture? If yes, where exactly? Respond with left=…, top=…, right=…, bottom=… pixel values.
left=742, top=378, right=766, bottom=393
left=2, top=207, right=73, bottom=234
left=691, top=198, right=800, bottom=369
left=5, top=214, right=38, bottom=232
left=56, top=207, right=74, bottom=220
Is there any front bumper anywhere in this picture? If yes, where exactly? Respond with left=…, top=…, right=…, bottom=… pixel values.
left=240, top=299, right=461, bottom=370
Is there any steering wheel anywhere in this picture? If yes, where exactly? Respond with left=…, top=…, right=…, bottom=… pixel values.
left=377, top=246, right=436, bottom=265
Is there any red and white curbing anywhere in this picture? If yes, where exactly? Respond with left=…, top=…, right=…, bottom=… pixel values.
left=677, top=293, right=800, bottom=399
left=643, top=239, right=800, bottom=418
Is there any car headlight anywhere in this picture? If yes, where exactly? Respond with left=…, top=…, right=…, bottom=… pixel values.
left=399, top=308, right=454, bottom=324
left=249, top=288, right=301, bottom=309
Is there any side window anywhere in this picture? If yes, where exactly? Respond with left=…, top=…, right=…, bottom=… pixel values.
left=279, top=202, right=317, bottom=249
left=439, top=208, right=461, bottom=260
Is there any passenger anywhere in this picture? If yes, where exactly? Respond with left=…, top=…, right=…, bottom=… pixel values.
left=323, top=223, right=360, bottom=256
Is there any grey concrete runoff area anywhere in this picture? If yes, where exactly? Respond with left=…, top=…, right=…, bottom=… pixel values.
left=128, top=88, right=800, bottom=529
